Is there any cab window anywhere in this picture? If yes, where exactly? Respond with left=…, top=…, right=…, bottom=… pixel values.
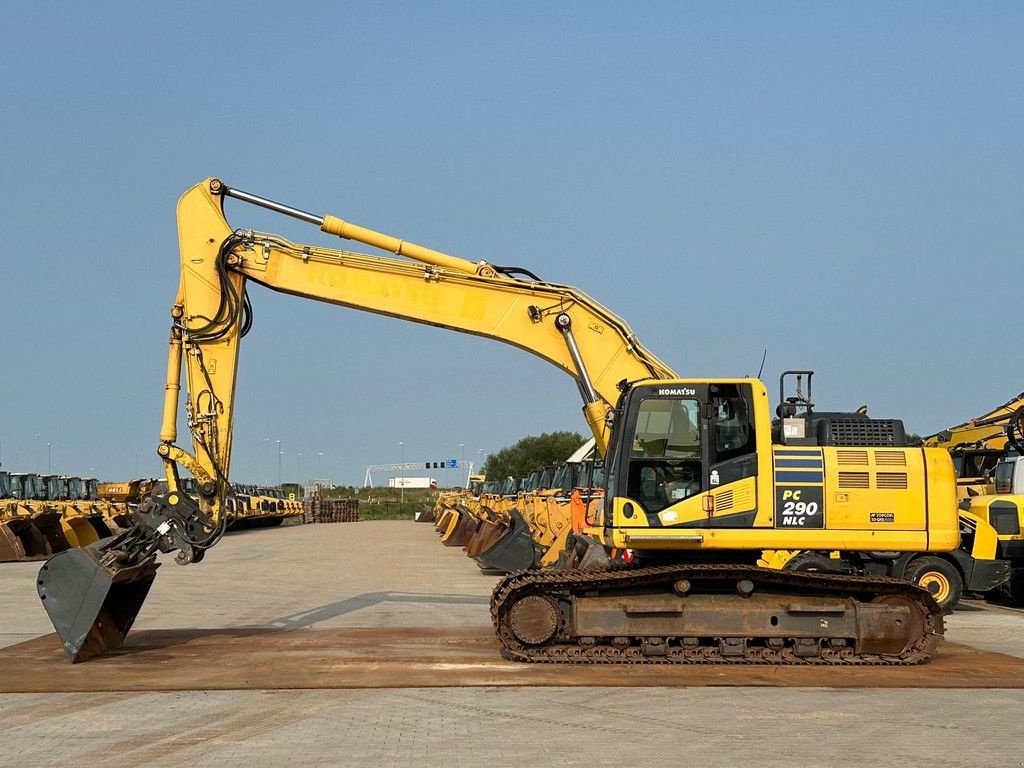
left=627, top=398, right=702, bottom=513
left=711, top=384, right=755, bottom=463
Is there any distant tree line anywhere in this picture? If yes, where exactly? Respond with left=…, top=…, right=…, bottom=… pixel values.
left=481, top=431, right=586, bottom=480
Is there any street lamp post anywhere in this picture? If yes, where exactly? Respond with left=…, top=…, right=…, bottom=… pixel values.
left=317, top=452, right=323, bottom=478
left=298, top=453, right=303, bottom=497
left=399, top=441, right=404, bottom=505
left=34, top=434, right=40, bottom=473
left=265, top=438, right=270, bottom=485
left=276, top=440, right=282, bottom=487
left=459, top=443, right=465, bottom=486
left=47, top=442, right=52, bottom=473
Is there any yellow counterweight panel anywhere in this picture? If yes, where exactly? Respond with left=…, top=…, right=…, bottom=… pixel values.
left=822, top=448, right=928, bottom=531
left=923, top=448, right=960, bottom=550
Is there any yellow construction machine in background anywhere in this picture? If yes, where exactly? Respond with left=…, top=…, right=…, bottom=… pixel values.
left=927, top=393, right=1024, bottom=603
left=924, top=392, right=1024, bottom=497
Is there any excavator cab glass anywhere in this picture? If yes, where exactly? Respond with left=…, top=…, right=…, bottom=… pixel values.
left=626, top=396, right=702, bottom=513
left=0, top=471, right=10, bottom=498
left=994, top=456, right=1019, bottom=494
left=82, top=478, right=99, bottom=500
left=614, top=382, right=757, bottom=515
left=952, top=450, right=1002, bottom=481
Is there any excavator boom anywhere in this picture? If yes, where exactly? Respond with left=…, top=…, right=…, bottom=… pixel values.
left=38, top=179, right=675, bottom=661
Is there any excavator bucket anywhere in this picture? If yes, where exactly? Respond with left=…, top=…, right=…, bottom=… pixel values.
left=37, top=544, right=160, bottom=663
left=474, top=509, right=538, bottom=573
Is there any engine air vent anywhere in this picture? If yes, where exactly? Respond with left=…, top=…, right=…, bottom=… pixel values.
left=838, top=472, right=870, bottom=489
left=837, top=450, right=869, bottom=465
left=875, top=451, right=908, bottom=466
left=989, top=502, right=1021, bottom=536
left=814, top=417, right=907, bottom=447
left=716, top=489, right=734, bottom=512
left=876, top=472, right=908, bottom=490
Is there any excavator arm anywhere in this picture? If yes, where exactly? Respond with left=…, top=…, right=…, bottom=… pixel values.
left=923, top=392, right=1024, bottom=453
left=37, top=178, right=674, bottom=661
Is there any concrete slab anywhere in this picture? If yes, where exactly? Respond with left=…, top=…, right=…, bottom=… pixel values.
left=1, top=687, right=1022, bottom=768
left=3, top=521, right=1024, bottom=767
left=3, top=627, right=1024, bottom=692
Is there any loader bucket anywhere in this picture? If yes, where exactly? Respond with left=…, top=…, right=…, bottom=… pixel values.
left=414, top=506, right=436, bottom=523
left=441, top=507, right=477, bottom=548
left=0, top=524, right=28, bottom=562
left=434, top=508, right=454, bottom=533
left=474, top=509, right=538, bottom=573
left=60, top=516, right=102, bottom=548
left=29, top=512, right=72, bottom=555
left=0, top=518, right=51, bottom=560
left=466, top=517, right=507, bottom=559
left=37, top=544, right=160, bottom=663
left=87, top=515, right=115, bottom=538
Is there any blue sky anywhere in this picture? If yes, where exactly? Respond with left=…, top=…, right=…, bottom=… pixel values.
left=1, top=2, right=1021, bottom=485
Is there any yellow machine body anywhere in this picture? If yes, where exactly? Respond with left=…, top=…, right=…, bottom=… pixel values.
left=586, top=378, right=959, bottom=554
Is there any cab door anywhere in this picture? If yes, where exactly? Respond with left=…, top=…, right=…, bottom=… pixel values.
left=705, top=383, right=759, bottom=527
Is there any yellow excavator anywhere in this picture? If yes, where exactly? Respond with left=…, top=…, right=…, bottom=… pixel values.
left=38, top=179, right=961, bottom=665
left=924, top=392, right=1024, bottom=497
left=925, top=394, right=1024, bottom=602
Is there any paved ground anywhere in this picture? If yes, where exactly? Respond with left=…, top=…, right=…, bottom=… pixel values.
left=2, top=521, right=1024, bottom=767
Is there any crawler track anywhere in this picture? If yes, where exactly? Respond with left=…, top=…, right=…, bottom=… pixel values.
left=491, top=564, right=944, bottom=665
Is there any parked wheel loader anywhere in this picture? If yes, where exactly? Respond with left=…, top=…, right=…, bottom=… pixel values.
left=0, top=472, right=74, bottom=561
left=957, top=449, right=1024, bottom=603
left=39, top=179, right=967, bottom=665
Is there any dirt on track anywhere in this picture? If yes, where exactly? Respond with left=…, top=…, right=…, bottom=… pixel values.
left=3, top=627, right=1024, bottom=692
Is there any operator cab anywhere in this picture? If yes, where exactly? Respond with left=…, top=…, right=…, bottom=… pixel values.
left=994, top=452, right=1022, bottom=495
left=607, top=380, right=758, bottom=514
